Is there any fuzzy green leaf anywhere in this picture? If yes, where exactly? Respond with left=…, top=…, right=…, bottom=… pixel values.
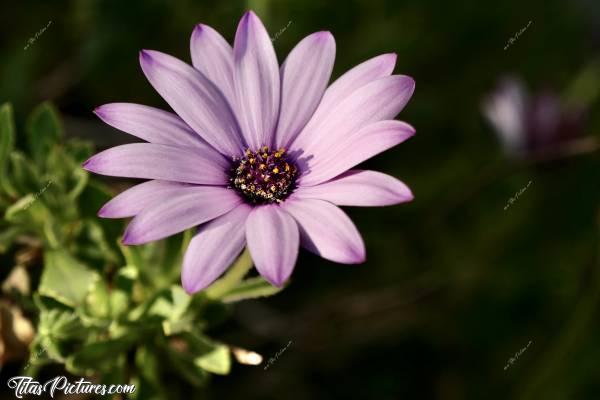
left=39, top=249, right=98, bottom=307
left=26, top=102, right=63, bottom=164
left=194, top=344, right=231, bottom=375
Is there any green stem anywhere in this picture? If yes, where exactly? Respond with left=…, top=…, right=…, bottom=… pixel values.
left=204, top=249, right=253, bottom=299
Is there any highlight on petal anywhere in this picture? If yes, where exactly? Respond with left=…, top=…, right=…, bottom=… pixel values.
left=275, top=31, right=336, bottom=148
left=190, top=24, right=236, bottom=105
left=300, top=120, right=415, bottom=186
left=139, top=49, right=245, bottom=156
left=82, top=143, right=229, bottom=185
left=182, top=204, right=251, bottom=294
left=291, top=75, right=415, bottom=156
left=99, top=180, right=191, bottom=218
left=245, top=205, right=299, bottom=287
left=93, top=103, right=208, bottom=149
left=233, top=11, right=280, bottom=149
left=122, top=186, right=242, bottom=245
left=294, top=169, right=414, bottom=206
left=283, top=198, right=365, bottom=264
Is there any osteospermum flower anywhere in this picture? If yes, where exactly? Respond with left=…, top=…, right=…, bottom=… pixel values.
left=84, top=11, right=416, bottom=294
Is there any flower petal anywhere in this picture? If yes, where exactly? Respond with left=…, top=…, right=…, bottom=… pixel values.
left=291, top=75, right=415, bottom=158
left=182, top=204, right=251, bottom=294
left=245, top=205, right=299, bottom=286
left=233, top=11, right=280, bottom=149
left=283, top=198, right=365, bottom=264
left=309, top=53, right=397, bottom=125
left=190, top=24, right=236, bottom=105
left=93, top=103, right=209, bottom=149
left=300, top=120, right=415, bottom=186
left=83, top=143, right=228, bottom=185
left=275, top=31, right=336, bottom=148
left=122, top=186, right=242, bottom=245
left=99, top=180, right=191, bottom=218
left=139, top=49, right=245, bottom=156
left=482, top=77, right=527, bottom=154
left=294, top=169, right=413, bottom=206
left=289, top=53, right=397, bottom=150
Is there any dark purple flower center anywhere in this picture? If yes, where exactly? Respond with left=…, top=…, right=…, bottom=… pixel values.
left=230, top=146, right=298, bottom=204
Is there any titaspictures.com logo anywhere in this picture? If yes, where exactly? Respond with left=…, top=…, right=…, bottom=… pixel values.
left=7, top=376, right=136, bottom=398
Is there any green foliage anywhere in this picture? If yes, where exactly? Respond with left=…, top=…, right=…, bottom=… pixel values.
left=0, top=102, right=280, bottom=396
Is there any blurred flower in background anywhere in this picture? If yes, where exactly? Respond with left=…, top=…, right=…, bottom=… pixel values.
left=482, top=76, right=589, bottom=159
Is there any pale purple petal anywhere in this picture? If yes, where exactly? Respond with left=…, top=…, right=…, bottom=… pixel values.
left=291, top=75, right=415, bottom=157
left=245, top=205, right=299, bottom=286
left=289, top=53, right=397, bottom=150
left=99, top=180, right=191, bottom=218
left=308, top=53, right=396, bottom=125
left=122, top=186, right=242, bottom=245
left=190, top=24, right=236, bottom=105
left=283, top=198, right=365, bottom=264
left=93, top=103, right=209, bottom=149
left=82, top=143, right=228, bottom=185
left=275, top=31, right=336, bottom=148
left=294, top=169, right=413, bottom=206
left=300, top=120, right=415, bottom=186
left=233, top=11, right=280, bottom=149
left=139, top=49, right=245, bottom=156
left=182, top=204, right=251, bottom=294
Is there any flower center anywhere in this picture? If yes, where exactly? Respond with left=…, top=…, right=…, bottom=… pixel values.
left=230, top=146, right=298, bottom=204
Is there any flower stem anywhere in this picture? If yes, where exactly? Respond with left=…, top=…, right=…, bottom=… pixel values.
left=204, top=249, right=253, bottom=299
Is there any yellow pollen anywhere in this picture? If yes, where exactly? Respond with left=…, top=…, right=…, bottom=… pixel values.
left=273, top=167, right=279, bottom=174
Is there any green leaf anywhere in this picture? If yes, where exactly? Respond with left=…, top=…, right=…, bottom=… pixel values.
left=4, top=194, right=51, bottom=230
left=32, top=308, right=86, bottom=364
left=39, top=249, right=98, bottom=307
left=0, top=103, right=16, bottom=196
left=195, top=344, right=231, bottom=375
left=219, top=276, right=285, bottom=303
left=8, top=152, right=41, bottom=195
left=146, top=286, right=191, bottom=321
left=65, top=338, right=133, bottom=375
left=26, top=102, right=63, bottom=164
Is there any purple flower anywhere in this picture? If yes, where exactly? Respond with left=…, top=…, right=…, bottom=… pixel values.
left=84, top=11, right=415, bottom=294
left=482, top=77, right=586, bottom=157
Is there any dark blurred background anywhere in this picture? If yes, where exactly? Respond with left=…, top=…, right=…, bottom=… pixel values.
left=2, top=0, right=600, bottom=399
